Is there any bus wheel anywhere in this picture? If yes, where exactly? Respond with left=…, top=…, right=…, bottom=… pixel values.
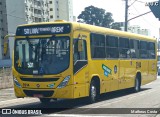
left=89, top=80, right=98, bottom=103
left=39, top=98, right=51, bottom=104
left=134, top=77, right=141, bottom=92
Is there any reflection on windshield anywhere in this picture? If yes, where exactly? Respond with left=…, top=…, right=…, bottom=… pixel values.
left=14, top=36, right=70, bottom=75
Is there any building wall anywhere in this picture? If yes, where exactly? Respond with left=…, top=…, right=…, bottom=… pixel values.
left=25, top=0, right=49, bottom=23
left=6, top=0, right=27, bottom=59
left=0, top=0, right=73, bottom=62
left=128, top=25, right=150, bottom=36
left=59, top=0, right=73, bottom=21
left=49, top=0, right=73, bottom=21
left=0, top=0, right=8, bottom=59
left=49, top=0, right=58, bottom=21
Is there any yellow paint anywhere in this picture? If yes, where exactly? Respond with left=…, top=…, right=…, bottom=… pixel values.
left=17, top=59, right=22, bottom=67
left=11, top=21, right=157, bottom=100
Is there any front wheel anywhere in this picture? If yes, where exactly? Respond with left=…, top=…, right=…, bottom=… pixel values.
left=89, top=80, right=98, bottom=103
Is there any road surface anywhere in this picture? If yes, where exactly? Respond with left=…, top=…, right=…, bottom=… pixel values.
left=0, top=76, right=160, bottom=117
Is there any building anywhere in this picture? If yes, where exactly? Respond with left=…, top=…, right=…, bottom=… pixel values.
left=128, top=25, right=151, bottom=36
left=25, top=0, right=50, bottom=23
left=0, top=0, right=73, bottom=67
left=115, top=22, right=150, bottom=36
left=49, top=0, right=73, bottom=21
left=0, top=0, right=50, bottom=61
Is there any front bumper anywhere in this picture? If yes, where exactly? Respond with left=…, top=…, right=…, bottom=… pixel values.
left=14, top=84, right=74, bottom=99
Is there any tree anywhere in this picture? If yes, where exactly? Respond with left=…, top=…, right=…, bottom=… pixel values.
left=78, top=5, right=120, bottom=30
left=111, top=22, right=121, bottom=30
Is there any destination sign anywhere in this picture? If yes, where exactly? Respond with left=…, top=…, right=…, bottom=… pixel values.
left=16, top=24, right=71, bottom=36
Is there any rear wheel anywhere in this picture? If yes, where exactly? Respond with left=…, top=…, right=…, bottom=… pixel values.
left=89, top=80, right=99, bottom=103
left=134, top=77, right=141, bottom=92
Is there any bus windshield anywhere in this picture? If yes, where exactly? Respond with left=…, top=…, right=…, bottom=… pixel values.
left=14, top=36, right=70, bottom=75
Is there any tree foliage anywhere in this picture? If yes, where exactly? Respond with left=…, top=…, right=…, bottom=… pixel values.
left=77, top=5, right=121, bottom=30
left=111, top=22, right=121, bottom=30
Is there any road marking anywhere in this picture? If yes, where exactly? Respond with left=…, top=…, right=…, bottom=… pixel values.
left=46, top=114, right=118, bottom=117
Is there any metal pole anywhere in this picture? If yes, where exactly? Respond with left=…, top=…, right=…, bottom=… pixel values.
left=125, top=0, right=128, bottom=31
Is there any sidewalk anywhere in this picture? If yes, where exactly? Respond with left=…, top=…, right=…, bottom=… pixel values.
left=0, top=67, right=13, bottom=89
left=0, top=88, right=16, bottom=102
left=0, top=88, right=39, bottom=108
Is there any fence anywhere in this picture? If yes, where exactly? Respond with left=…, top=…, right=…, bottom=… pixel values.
left=0, top=67, right=13, bottom=89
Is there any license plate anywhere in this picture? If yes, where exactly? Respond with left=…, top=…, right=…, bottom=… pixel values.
left=33, top=94, right=43, bottom=98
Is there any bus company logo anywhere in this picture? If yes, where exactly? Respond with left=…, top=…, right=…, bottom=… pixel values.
left=102, top=64, right=112, bottom=77
left=36, top=84, right=40, bottom=88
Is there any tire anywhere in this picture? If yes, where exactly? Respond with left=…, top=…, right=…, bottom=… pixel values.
left=134, top=77, right=141, bottom=92
left=39, top=98, right=51, bottom=104
left=89, top=80, right=98, bottom=103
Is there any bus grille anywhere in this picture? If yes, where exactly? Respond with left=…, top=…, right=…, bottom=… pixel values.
left=20, top=78, right=59, bottom=82
left=23, top=90, right=54, bottom=97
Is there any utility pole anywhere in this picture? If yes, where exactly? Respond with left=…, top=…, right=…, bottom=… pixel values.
left=125, top=0, right=128, bottom=31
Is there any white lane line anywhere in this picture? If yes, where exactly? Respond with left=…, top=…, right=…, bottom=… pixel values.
left=46, top=114, right=119, bottom=117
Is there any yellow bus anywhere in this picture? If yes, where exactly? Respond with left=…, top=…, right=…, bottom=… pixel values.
left=4, top=20, right=157, bottom=103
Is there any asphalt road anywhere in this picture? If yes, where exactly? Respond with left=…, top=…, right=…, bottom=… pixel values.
left=1, top=76, right=160, bottom=117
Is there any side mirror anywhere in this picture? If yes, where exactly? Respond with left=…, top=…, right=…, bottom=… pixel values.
left=3, top=34, right=15, bottom=56
left=3, top=42, right=8, bottom=56
left=78, top=40, right=83, bottom=52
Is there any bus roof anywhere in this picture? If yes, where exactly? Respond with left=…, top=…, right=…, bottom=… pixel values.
left=17, top=20, right=156, bottom=42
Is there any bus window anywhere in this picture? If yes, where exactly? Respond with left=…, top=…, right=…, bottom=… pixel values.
left=140, top=41, right=148, bottom=59
left=130, top=39, right=139, bottom=58
left=90, top=33, right=105, bottom=59
left=106, top=36, right=119, bottom=58
left=73, top=39, right=87, bottom=74
left=119, top=37, right=130, bottom=58
left=148, top=42, right=155, bottom=59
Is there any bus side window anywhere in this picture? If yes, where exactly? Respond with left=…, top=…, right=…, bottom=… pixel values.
left=106, top=36, right=119, bottom=58
left=73, top=39, right=88, bottom=74
left=130, top=39, right=139, bottom=59
left=140, top=41, right=148, bottom=59
left=148, top=42, right=155, bottom=59
left=119, top=37, right=130, bottom=58
left=90, top=33, right=105, bottom=59
left=73, top=39, right=87, bottom=63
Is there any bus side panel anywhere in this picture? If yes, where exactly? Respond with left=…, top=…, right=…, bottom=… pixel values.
left=140, top=60, right=149, bottom=85
left=147, top=60, right=157, bottom=83
left=119, top=60, right=135, bottom=90
left=89, top=60, right=110, bottom=94
left=73, top=65, right=89, bottom=98
left=89, top=60, right=119, bottom=93
left=73, top=30, right=90, bottom=98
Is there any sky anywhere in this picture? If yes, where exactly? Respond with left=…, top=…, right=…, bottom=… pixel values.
left=72, top=0, right=160, bottom=38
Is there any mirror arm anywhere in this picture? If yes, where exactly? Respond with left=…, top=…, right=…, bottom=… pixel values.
left=3, top=34, right=15, bottom=56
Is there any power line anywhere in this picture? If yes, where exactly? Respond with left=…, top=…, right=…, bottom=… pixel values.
left=132, top=5, right=158, bottom=28
left=136, top=0, right=145, bottom=3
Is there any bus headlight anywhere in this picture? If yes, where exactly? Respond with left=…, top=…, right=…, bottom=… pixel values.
left=13, top=76, right=21, bottom=88
left=57, top=76, right=70, bottom=88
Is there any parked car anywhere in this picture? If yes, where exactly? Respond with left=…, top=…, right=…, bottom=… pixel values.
left=157, top=61, right=160, bottom=75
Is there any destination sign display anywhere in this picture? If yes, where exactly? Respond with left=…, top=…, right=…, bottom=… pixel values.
left=16, top=24, right=71, bottom=36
